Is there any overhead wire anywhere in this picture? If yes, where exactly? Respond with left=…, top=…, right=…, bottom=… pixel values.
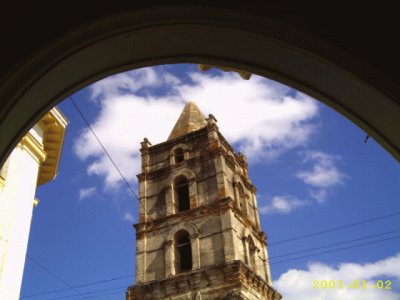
left=269, top=235, right=400, bottom=265
left=228, top=232, right=400, bottom=267
left=45, top=285, right=128, bottom=300
left=21, top=274, right=133, bottom=299
left=68, top=95, right=191, bottom=251
left=269, top=228, right=400, bottom=259
left=22, top=97, right=154, bottom=300
left=26, top=255, right=88, bottom=299
left=208, top=233, right=400, bottom=270
left=32, top=234, right=400, bottom=299
left=24, top=228, right=400, bottom=298
left=74, top=290, right=125, bottom=300
left=69, top=96, right=155, bottom=224
left=268, top=212, right=400, bottom=246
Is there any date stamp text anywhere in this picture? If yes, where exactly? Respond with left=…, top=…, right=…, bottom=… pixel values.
left=313, top=279, right=392, bottom=290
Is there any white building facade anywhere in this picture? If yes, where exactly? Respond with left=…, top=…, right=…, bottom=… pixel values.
left=0, top=107, right=68, bottom=299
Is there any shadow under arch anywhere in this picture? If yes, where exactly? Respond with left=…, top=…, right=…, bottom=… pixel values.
left=1, top=5, right=399, bottom=165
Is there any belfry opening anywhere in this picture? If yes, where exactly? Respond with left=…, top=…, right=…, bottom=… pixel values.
left=175, top=176, right=190, bottom=212
left=175, top=231, right=193, bottom=272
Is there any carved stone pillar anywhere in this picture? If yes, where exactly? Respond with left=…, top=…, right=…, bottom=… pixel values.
left=242, top=236, right=249, bottom=265
left=164, top=240, right=175, bottom=277
left=252, top=193, right=261, bottom=229
left=190, top=233, right=201, bottom=270
left=188, top=177, right=198, bottom=209
left=165, top=186, right=174, bottom=216
left=261, top=232, right=272, bottom=286
left=233, top=182, right=240, bottom=208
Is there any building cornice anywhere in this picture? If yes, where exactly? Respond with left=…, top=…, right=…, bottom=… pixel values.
left=135, top=197, right=266, bottom=244
left=127, top=260, right=281, bottom=300
left=37, top=107, right=68, bottom=185
left=19, top=132, right=47, bottom=163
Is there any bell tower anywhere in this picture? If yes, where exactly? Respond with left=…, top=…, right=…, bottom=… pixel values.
left=126, top=102, right=281, bottom=300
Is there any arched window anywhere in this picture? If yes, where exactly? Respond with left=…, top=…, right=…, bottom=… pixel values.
left=175, top=231, right=192, bottom=272
left=175, top=176, right=190, bottom=212
left=248, top=236, right=256, bottom=271
left=169, top=144, right=189, bottom=166
left=174, top=148, right=184, bottom=163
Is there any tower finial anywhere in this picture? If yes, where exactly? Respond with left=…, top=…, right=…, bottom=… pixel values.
left=168, top=102, right=207, bottom=140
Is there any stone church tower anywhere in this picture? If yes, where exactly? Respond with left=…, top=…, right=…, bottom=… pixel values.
left=126, top=102, right=281, bottom=300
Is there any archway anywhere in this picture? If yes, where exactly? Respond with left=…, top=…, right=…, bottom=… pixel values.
left=1, top=5, right=399, bottom=166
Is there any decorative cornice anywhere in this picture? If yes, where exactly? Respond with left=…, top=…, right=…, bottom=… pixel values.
left=37, top=107, right=68, bottom=185
left=134, top=197, right=266, bottom=244
left=231, top=205, right=266, bottom=244
left=19, top=132, right=47, bottom=163
left=134, top=197, right=233, bottom=234
left=149, top=127, right=209, bottom=153
left=138, top=149, right=220, bottom=181
left=127, top=260, right=281, bottom=300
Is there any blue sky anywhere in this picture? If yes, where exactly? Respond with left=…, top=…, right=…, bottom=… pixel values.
left=20, top=64, right=400, bottom=299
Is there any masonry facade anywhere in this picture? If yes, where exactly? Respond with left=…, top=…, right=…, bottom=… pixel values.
left=126, top=102, right=281, bottom=300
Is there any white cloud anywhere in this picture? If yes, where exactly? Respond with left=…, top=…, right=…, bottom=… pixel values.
left=295, top=151, right=347, bottom=204
left=309, top=189, right=328, bottom=203
left=73, top=66, right=320, bottom=189
left=274, top=253, right=400, bottom=300
left=73, top=95, right=183, bottom=188
left=90, top=68, right=181, bottom=101
left=123, top=212, right=134, bottom=223
left=259, top=195, right=309, bottom=214
left=79, top=187, right=97, bottom=200
left=296, top=151, right=346, bottom=188
left=181, top=72, right=319, bottom=160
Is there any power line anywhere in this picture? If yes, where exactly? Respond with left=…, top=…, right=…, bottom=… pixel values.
left=21, top=274, right=133, bottom=299
left=69, top=97, right=139, bottom=203
left=236, top=233, right=400, bottom=268
left=26, top=255, right=88, bottom=299
left=229, top=234, right=400, bottom=269
left=268, top=212, right=400, bottom=246
left=24, top=233, right=400, bottom=298
left=74, top=290, right=125, bottom=300
left=270, top=235, right=400, bottom=265
left=269, top=228, right=400, bottom=259
left=69, top=96, right=154, bottom=224
left=24, top=96, right=174, bottom=300
left=46, top=285, right=127, bottom=300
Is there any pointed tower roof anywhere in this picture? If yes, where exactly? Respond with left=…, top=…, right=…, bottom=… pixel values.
left=168, top=102, right=207, bottom=140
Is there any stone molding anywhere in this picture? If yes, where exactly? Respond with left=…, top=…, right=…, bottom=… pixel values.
left=126, top=260, right=281, bottom=300
left=134, top=197, right=266, bottom=245
left=18, top=132, right=47, bottom=164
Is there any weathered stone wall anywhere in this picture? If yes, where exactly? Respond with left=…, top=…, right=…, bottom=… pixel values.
left=216, top=134, right=259, bottom=229
left=135, top=199, right=270, bottom=284
left=141, top=128, right=220, bottom=220
left=136, top=204, right=232, bottom=282
left=131, top=107, right=278, bottom=298
left=127, top=261, right=281, bottom=300
left=230, top=213, right=268, bottom=282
